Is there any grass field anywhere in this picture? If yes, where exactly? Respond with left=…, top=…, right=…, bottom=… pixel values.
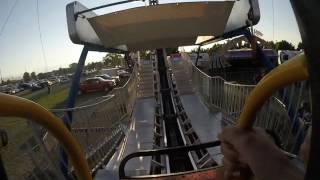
left=1, top=83, right=71, bottom=179
left=1, top=118, right=32, bottom=179
left=21, top=83, right=70, bottom=109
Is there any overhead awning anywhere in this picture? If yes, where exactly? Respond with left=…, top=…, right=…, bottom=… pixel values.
left=88, top=2, right=234, bottom=51
left=67, top=1, right=260, bottom=51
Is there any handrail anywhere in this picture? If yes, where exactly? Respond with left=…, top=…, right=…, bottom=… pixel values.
left=189, top=54, right=255, bottom=86
left=237, top=53, right=309, bottom=129
left=75, top=0, right=142, bottom=18
left=51, top=95, right=114, bottom=112
left=115, top=64, right=137, bottom=89
left=185, top=52, right=307, bottom=152
left=223, top=81, right=255, bottom=88
left=119, top=141, right=221, bottom=179
left=0, top=93, right=92, bottom=180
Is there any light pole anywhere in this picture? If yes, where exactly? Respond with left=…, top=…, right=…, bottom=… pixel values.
left=0, top=68, right=3, bottom=84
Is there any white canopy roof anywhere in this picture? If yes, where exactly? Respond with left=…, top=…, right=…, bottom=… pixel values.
left=67, top=1, right=260, bottom=51
left=88, top=2, right=234, bottom=51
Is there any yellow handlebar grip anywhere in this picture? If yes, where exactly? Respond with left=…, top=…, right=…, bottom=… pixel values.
left=0, top=93, right=92, bottom=180
left=237, top=53, right=309, bottom=129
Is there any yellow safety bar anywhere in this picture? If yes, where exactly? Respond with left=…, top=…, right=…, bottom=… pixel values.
left=0, top=93, right=92, bottom=180
left=237, top=53, right=309, bottom=129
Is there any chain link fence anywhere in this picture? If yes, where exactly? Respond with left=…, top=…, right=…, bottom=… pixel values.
left=2, top=65, right=138, bottom=179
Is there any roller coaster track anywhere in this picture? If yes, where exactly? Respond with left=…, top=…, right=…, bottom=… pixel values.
left=155, top=49, right=194, bottom=172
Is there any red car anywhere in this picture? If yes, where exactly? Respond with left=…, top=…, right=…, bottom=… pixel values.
left=79, top=77, right=115, bottom=94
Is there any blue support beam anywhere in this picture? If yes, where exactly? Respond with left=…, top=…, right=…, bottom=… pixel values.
left=65, top=46, right=89, bottom=123
left=195, top=45, right=201, bottom=67
left=56, top=45, right=126, bottom=178
left=243, top=29, right=275, bottom=72
left=199, top=27, right=275, bottom=72
left=59, top=46, right=89, bottom=178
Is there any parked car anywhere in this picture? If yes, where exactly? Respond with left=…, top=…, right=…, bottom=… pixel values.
left=96, top=74, right=120, bottom=84
left=48, top=77, right=60, bottom=84
left=100, top=68, right=118, bottom=76
left=79, top=77, right=115, bottom=94
left=0, top=85, right=10, bottom=93
left=60, top=77, right=70, bottom=83
left=38, top=80, right=53, bottom=88
left=31, top=84, right=42, bottom=91
left=9, top=88, right=22, bottom=94
left=117, top=70, right=130, bottom=78
left=19, top=83, right=33, bottom=90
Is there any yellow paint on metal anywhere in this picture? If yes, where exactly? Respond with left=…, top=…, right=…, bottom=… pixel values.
left=237, top=53, right=309, bottom=129
left=0, top=93, right=92, bottom=180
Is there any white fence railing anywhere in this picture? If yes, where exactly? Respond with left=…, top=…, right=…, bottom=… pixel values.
left=182, top=52, right=308, bottom=154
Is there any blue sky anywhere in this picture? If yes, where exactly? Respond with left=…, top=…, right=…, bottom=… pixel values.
left=0, top=0, right=301, bottom=79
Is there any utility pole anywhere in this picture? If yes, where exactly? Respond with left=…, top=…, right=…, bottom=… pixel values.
left=0, top=68, right=3, bottom=85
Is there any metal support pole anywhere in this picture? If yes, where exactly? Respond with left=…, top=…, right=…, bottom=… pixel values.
left=0, top=129, right=8, bottom=180
left=195, top=46, right=201, bottom=67
left=243, top=29, right=274, bottom=72
left=124, top=52, right=133, bottom=71
left=60, top=46, right=89, bottom=178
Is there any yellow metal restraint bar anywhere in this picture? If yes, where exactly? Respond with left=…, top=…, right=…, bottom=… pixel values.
left=237, top=53, right=309, bottom=129
left=0, top=94, right=92, bottom=180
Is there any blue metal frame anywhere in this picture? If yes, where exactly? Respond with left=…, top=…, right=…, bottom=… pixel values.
left=59, top=46, right=89, bottom=178
left=58, top=45, right=127, bottom=178
left=242, top=29, right=307, bottom=154
left=195, top=45, right=201, bottom=67
left=243, top=29, right=275, bottom=72
left=199, top=27, right=275, bottom=71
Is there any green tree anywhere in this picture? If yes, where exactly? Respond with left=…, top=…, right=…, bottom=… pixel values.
left=190, top=48, right=207, bottom=53
left=38, top=73, right=45, bottom=79
left=166, top=48, right=179, bottom=55
left=103, top=53, right=123, bottom=67
left=69, top=63, right=78, bottom=73
left=139, top=51, right=151, bottom=60
left=190, top=44, right=224, bottom=55
left=275, top=40, right=295, bottom=51
left=297, top=42, right=304, bottom=50
left=265, top=41, right=276, bottom=49
left=23, top=72, right=31, bottom=82
left=37, top=72, right=50, bottom=79
left=95, top=62, right=104, bottom=71
left=56, top=67, right=68, bottom=75
left=85, top=62, right=96, bottom=71
left=31, top=72, right=37, bottom=79
left=208, top=43, right=224, bottom=54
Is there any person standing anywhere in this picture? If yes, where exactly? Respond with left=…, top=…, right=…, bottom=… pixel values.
left=47, top=83, right=51, bottom=94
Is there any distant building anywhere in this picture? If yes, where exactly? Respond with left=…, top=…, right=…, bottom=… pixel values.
left=278, top=50, right=303, bottom=64
left=223, top=48, right=278, bottom=68
left=189, top=53, right=210, bottom=68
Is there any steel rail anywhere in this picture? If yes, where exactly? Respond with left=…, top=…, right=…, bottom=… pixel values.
left=119, top=141, right=221, bottom=179
left=75, top=0, right=143, bottom=18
